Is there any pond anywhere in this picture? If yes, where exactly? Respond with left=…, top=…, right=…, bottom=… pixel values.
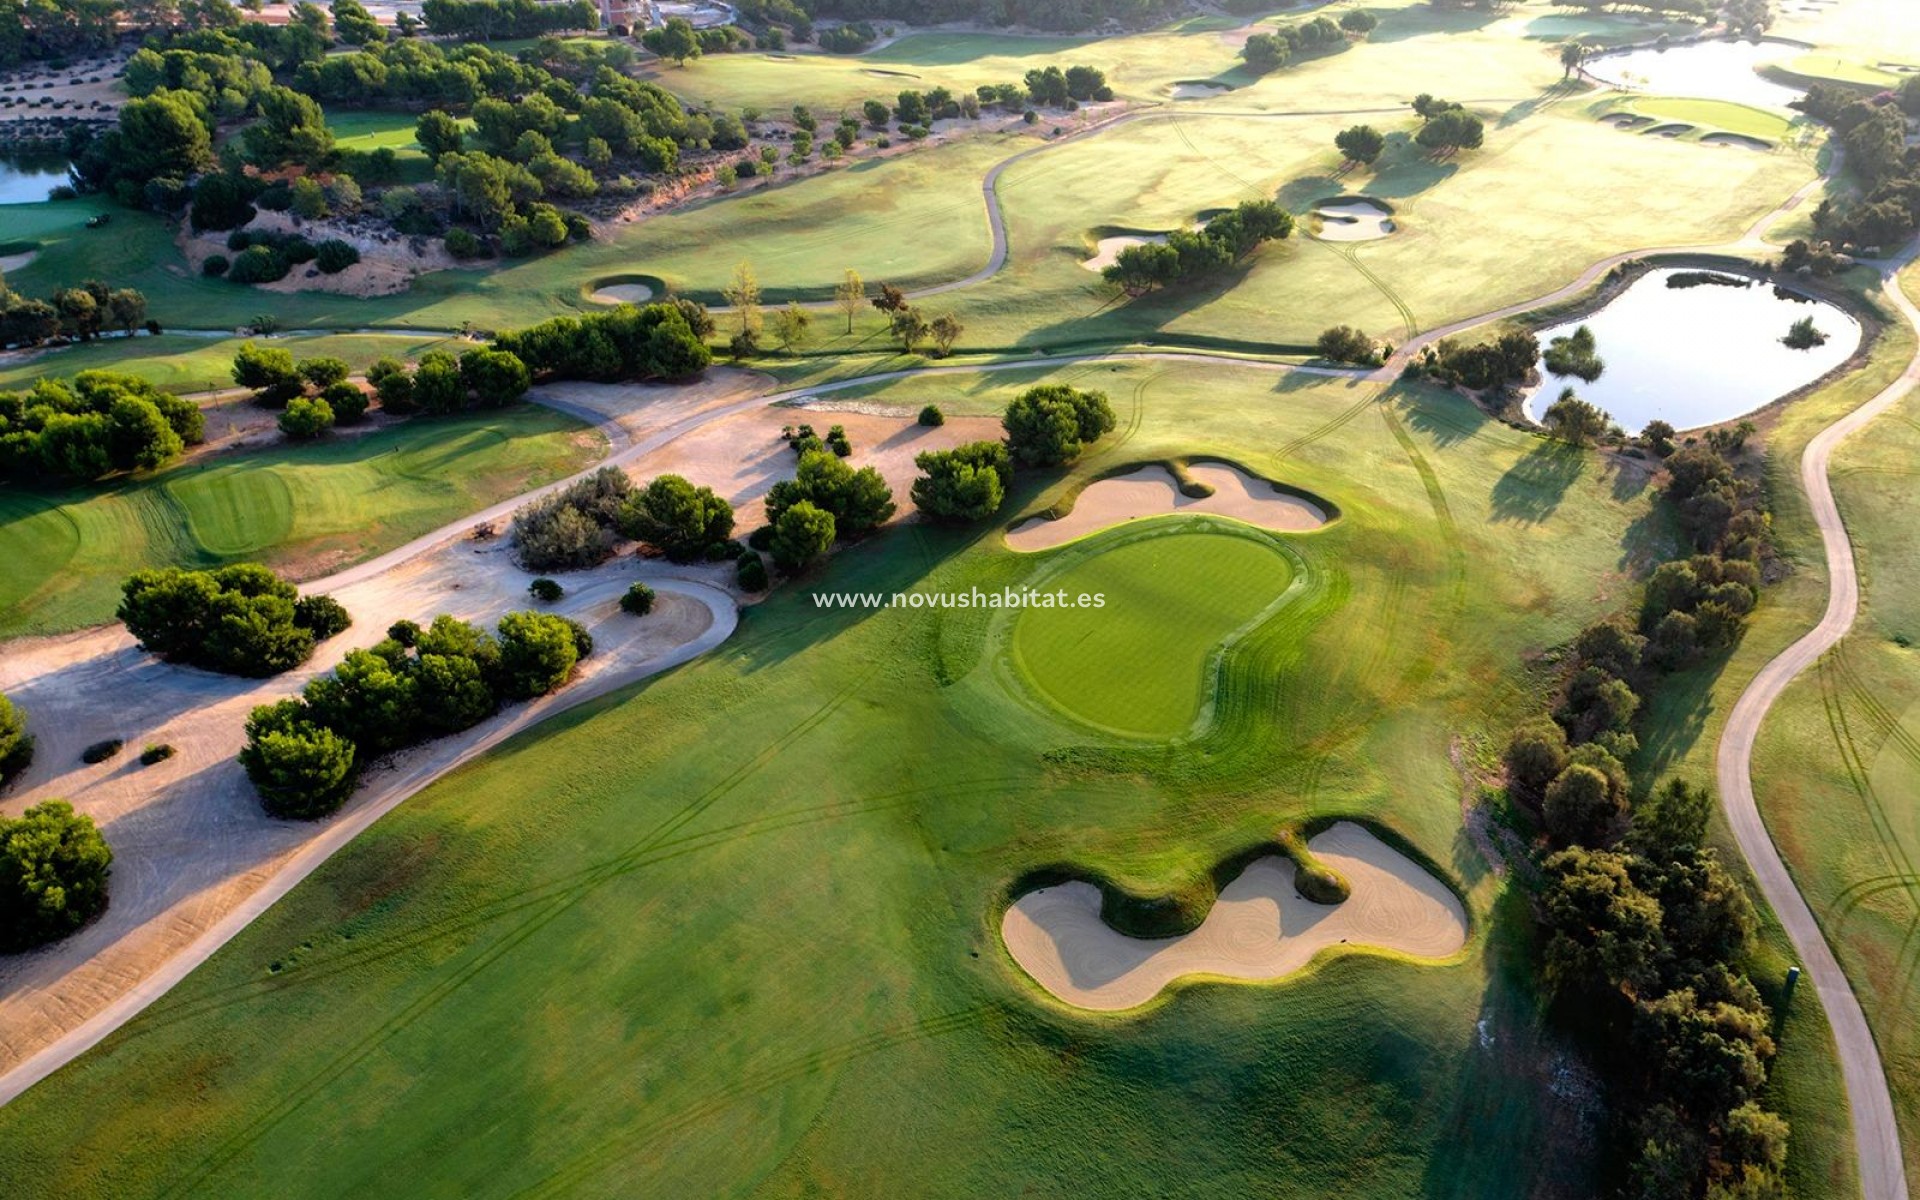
left=0, top=154, right=70, bottom=205
left=1524, top=267, right=1862, bottom=433
left=1583, top=38, right=1804, bottom=109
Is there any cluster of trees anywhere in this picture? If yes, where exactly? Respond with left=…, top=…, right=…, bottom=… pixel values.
left=0, top=277, right=148, bottom=350
left=911, top=440, right=1011, bottom=523
left=760, top=449, right=894, bottom=569
left=420, top=0, right=598, bottom=40
left=1540, top=388, right=1613, bottom=447
left=118, top=563, right=351, bottom=677
left=1411, top=93, right=1484, bottom=154
left=0, top=688, right=31, bottom=785
left=1242, top=13, right=1370, bottom=75
left=1101, top=199, right=1295, bottom=295
left=1003, top=383, right=1116, bottom=467
left=1410, top=328, right=1538, bottom=391
left=0, top=370, right=203, bottom=481
left=365, top=347, right=530, bottom=415
left=1800, top=85, right=1920, bottom=253
left=864, top=280, right=963, bottom=358
left=1542, top=324, right=1604, bottom=383
left=511, top=466, right=738, bottom=571
left=232, top=341, right=380, bottom=430
left=0, top=799, right=113, bottom=953
left=494, top=301, right=713, bottom=383
left=241, top=609, right=591, bottom=818
left=1316, top=324, right=1384, bottom=366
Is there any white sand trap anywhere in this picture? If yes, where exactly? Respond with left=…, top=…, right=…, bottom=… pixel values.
left=590, top=283, right=654, bottom=304
left=1002, top=822, right=1468, bottom=1012
left=1081, top=233, right=1166, bottom=272
left=1171, top=81, right=1232, bottom=99
left=1701, top=132, right=1771, bottom=151
left=1006, top=462, right=1326, bottom=551
left=0, top=250, right=36, bottom=273
left=1602, top=113, right=1654, bottom=130
left=1311, top=199, right=1396, bottom=242
left=1646, top=123, right=1693, bottom=139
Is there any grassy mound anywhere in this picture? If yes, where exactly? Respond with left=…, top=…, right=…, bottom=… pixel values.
left=1278, top=827, right=1352, bottom=904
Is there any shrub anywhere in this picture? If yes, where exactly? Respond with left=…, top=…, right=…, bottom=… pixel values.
left=510, top=467, right=633, bottom=571
left=314, top=238, right=360, bottom=274
left=1316, top=324, right=1380, bottom=365
left=278, top=395, right=335, bottom=439
left=445, top=228, right=483, bottom=259
left=1278, top=828, right=1352, bottom=904
left=1003, top=384, right=1116, bottom=467
left=140, top=743, right=176, bottom=765
left=495, top=610, right=584, bottom=699
left=619, top=474, right=735, bottom=562
left=387, top=619, right=422, bottom=646
left=736, top=552, right=768, bottom=592
left=226, top=244, right=290, bottom=284
left=240, top=702, right=359, bottom=819
left=918, top=404, right=944, bottom=427
left=911, top=440, right=1010, bottom=522
left=770, top=500, right=836, bottom=571
left=0, top=691, right=32, bottom=783
left=202, top=254, right=230, bottom=277
left=293, top=594, right=353, bottom=640
left=118, top=564, right=348, bottom=677
left=81, top=739, right=123, bottom=764
left=529, top=577, right=564, bottom=602
left=0, top=800, right=113, bottom=951
left=321, top=381, right=370, bottom=423
left=232, top=341, right=302, bottom=405
left=621, top=582, right=656, bottom=615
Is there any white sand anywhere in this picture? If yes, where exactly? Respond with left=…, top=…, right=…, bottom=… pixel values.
left=590, top=283, right=655, bottom=304
left=1171, top=81, right=1232, bottom=99
left=1006, top=462, right=1327, bottom=551
left=1311, top=199, right=1396, bottom=243
left=1081, top=233, right=1166, bottom=272
left=0, top=250, right=37, bottom=273
left=1001, top=822, right=1468, bottom=1012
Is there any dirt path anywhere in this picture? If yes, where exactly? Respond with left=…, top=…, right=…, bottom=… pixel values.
left=1714, top=243, right=1920, bottom=1200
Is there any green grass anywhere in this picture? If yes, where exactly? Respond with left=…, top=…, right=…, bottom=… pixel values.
left=0, top=407, right=604, bottom=637
left=0, top=358, right=1706, bottom=1197
left=325, top=109, right=463, bottom=185
left=1780, top=53, right=1903, bottom=88
left=1596, top=95, right=1799, bottom=143
left=1009, top=524, right=1297, bottom=737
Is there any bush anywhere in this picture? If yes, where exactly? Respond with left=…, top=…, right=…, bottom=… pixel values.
left=387, top=619, right=422, bottom=646
left=736, top=552, right=768, bottom=592
left=321, top=381, right=370, bottom=423
left=911, top=440, right=1010, bottom=522
left=529, top=577, right=564, bottom=602
left=202, top=254, right=230, bottom=277
left=510, top=467, right=633, bottom=571
left=240, top=703, right=359, bottom=819
left=118, top=564, right=348, bottom=677
left=495, top=610, right=584, bottom=700
left=619, top=474, right=735, bottom=562
left=227, top=244, right=290, bottom=284
left=620, top=582, right=656, bottom=615
left=918, top=404, right=944, bottom=427
left=1278, top=829, right=1352, bottom=904
left=770, top=500, right=836, bottom=571
left=293, top=594, right=353, bottom=640
left=1316, top=324, right=1380, bottom=366
left=1003, top=384, right=1116, bottom=468
left=0, top=800, right=113, bottom=951
left=0, top=690, right=35, bottom=784
left=445, top=228, right=483, bottom=259
left=314, top=238, right=360, bottom=274
left=278, top=395, right=335, bottom=439
left=140, top=743, right=176, bottom=765
left=81, top=738, right=122, bottom=764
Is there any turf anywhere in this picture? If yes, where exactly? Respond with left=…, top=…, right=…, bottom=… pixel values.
left=0, top=359, right=1697, bottom=1198
left=1596, top=96, right=1800, bottom=143
left=0, top=406, right=604, bottom=637
left=1009, top=525, right=1297, bottom=737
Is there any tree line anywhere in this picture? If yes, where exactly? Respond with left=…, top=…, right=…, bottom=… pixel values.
left=1241, top=11, right=1375, bottom=75
left=1503, top=431, right=1787, bottom=1198
left=1797, top=79, right=1920, bottom=253
left=241, top=607, right=593, bottom=818
left=0, top=369, right=202, bottom=481
left=0, top=277, right=149, bottom=351
left=119, top=563, right=352, bottom=677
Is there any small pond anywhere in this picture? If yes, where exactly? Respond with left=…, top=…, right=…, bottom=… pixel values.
left=1524, top=267, right=1862, bottom=433
left=1584, top=38, right=1804, bottom=109
left=0, top=154, right=70, bottom=205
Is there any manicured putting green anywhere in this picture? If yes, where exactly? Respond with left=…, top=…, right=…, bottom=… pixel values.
left=1010, top=528, right=1293, bottom=738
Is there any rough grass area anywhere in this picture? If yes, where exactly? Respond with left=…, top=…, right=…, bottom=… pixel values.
left=0, top=359, right=1706, bottom=1197
left=0, top=407, right=603, bottom=637
left=1009, top=524, right=1297, bottom=737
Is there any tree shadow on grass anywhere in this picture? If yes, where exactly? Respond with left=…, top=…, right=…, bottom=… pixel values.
left=1395, top=383, right=1492, bottom=450
left=1489, top=442, right=1587, bottom=524
left=1363, top=136, right=1461, bottom=199
left=1630, top=656, right=1723, bottom=789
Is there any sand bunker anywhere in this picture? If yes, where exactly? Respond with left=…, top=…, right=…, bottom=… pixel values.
left=1002, top=822, right=1468, bottom=1011
left=0, top=250, right=36, bottom=273
left=1006, top=463, right=1327, bottom=551
left=1646, top=123, right=1693, bottom=138
left=589, top=283, right=655, bottom=304
left=1602, top=112, right=1654, bottom=130
left=1701, top=132, right=1772, bottom=151
left=1310, top=198, right=1396, bottom=242
left=1171, top=81, right=1233, bottom=99
left=1080, top=233, right=1166, bottom=272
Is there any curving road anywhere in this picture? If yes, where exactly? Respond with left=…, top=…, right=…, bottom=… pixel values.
left=1715, top=247, right=1920, bottom=1200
